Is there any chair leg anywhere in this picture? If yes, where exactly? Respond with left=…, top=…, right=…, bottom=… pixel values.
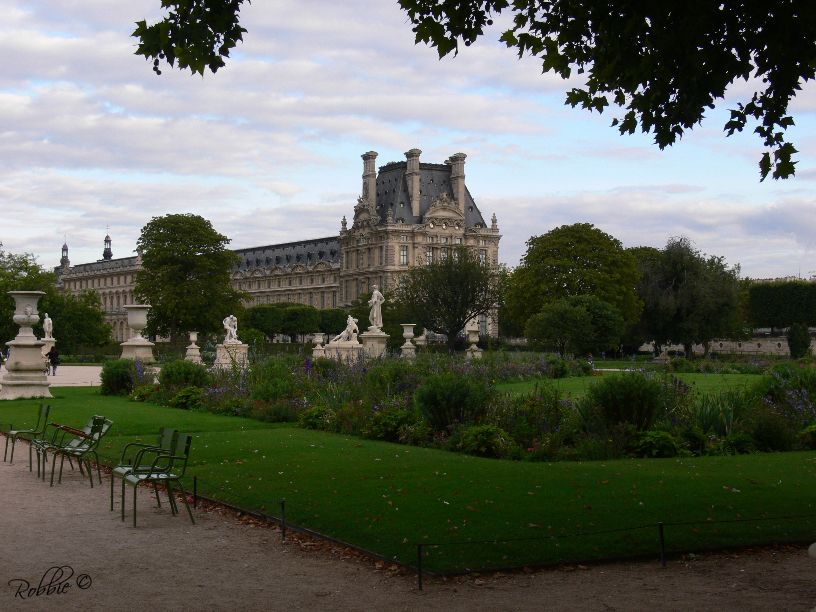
left=166, top=484, right=178, bottom=515
left=8, top=435, right=16, bottom=463
left=51, top=453, right=63, bottom=486
left=121, top=480, right=126, bottom=522
left=29, top=442, right=33, bottom=472
left=175, top=481, right=195, bottom=525
left=111, top=473, right=115, bottom=510
left=86, top=459, right=94, bottom=488
left=153, top=482, right=162, bottom=508
left=3, top=434, right=8, bottom=462
left=133, top=482, right=138, bottom=527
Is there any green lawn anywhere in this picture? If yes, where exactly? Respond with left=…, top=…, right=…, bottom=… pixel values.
left=496, top=372, right=761, bottom=399
left=3, top=386, right=814, bottom=573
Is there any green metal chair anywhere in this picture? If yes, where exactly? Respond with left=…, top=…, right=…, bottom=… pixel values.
left=122, top=432, right=195, bottom=526
left=110, top=427, right=179, bottom=511
left=49, top=416, right=113, bottom=487
left=4, top=404, right=50, bottom=468
left=33, top=417, right=102, bottom=480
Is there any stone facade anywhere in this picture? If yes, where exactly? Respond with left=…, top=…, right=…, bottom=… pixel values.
left=55, top=237, right=141, bottom=342
left=55, top=149, right=503, bottom=340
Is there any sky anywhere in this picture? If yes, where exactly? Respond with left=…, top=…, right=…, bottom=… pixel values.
left=1, top=0, right=815, bottom=279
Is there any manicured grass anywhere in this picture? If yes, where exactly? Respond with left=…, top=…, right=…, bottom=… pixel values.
left=496, top=372, right=762, bottom=399
left=3, top=386, right=814, bottom=573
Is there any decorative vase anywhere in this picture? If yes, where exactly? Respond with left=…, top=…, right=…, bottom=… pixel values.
left=9, top=291, right=44, bottom=337
left=124, top=304, right=151, bottom=340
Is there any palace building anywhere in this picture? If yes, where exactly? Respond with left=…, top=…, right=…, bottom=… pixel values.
left=56, top=149, right=502, bottom=340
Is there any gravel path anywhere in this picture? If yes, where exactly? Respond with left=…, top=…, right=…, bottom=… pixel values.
left=2, top=441, right=816, bottom=612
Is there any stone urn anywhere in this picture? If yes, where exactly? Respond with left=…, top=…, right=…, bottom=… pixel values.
left=125, top=304, right=151, bottom=340
left=400, top=324, right=416, bottom=362
left=185, top=331, right=202, bottom=364
left=0, top=291, right=52, bottom=400
left=465, top=329, right=482, bottom=361
left=311, top=333, right=325, bottom=359
left=120, top=304, right=155, bottom=362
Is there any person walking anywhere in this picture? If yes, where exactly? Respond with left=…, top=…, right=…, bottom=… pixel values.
left=46, top=346, right=60, bottom=376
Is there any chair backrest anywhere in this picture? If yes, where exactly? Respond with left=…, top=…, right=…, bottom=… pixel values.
left=156, top=427, right=179, bottom=450
left=167, top=433, right=193, bottom=477
left=66, top=415, right=106, bottom=451
left=33, top=404, right=50, bottom=433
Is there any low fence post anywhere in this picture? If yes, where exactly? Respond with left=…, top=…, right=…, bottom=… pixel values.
left=659, top=522, right=666, bottom=568
left=281, top=500, right=286, bottom=543
left=193, top=476, right=197, bottom=509
left=417, top=543, right=423, bottom=591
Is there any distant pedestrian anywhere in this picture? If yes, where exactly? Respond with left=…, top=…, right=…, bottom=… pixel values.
left=587, top=353, right=594, bottom=368
left=46, top=346, right=60, bottom=376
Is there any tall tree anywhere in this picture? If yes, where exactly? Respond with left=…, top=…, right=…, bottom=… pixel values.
left=525, top=299, right=592, bottom=357
left=633, top=236, right=743, bottom=356
left=135, top=1, right=816, bottom=179
left=393, top=246, right=505, bottom=350
left=135, top=214, right=245, bottom=346
left=505, top=223, right=641, bottom=332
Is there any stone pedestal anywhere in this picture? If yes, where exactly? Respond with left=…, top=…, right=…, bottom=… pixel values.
left=465, top=329, right=482, bottom=361
left=214, top=342, right=248, bottom=369
left=400, top=324, right=416, bottom=363
left=360, top=327, right=389, bottom=358
left=323, top=340, right=364, bottom=361
left=185, top=331, right=202, bottom=364
left=120, top=304, right=154, bottom=363
left=41, top=338, right=56, bottom=354
left=0, top=291, right=52, bottom=400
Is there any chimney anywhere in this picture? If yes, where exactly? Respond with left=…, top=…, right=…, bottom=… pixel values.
left=448, top=153, right=466, bottom=213
left=405, top=148, right=422, bottom=218
left=361, top=151, right=378, bottom=208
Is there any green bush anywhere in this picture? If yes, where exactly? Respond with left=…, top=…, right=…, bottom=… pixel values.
left=363, top=408, right=422, bottom=443
left=627, top=430, right=685, bottom=458
left=169, top=386, right=203, bottom=410
left=454, top=425, right=520, bottom=459
left=158, top=359, right=211, bottom=388
left=100, top=359, right=140, bottom=396
left=748, top=405, right=798, bottom=452
left=721, top=432, right=756, bottom=455
left=787, top=323, right=813, bottom=359
left=297, top=406, right=335, bottom=431
left=576, top=372, right=665, bottom=431
left=797, top=423, right=816, bottom=450
left=414, top=373, right=490, bottom=432
left=398, top=421, right=432, bottom=446
left=130, top=384, right=157, bottom=402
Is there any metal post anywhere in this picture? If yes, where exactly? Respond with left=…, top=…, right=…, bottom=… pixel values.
left=193, top=476, right=197, bottom=509
left=659, top=522, right=666, bottom=568
left=281, top=500, right=286, bottom=542
left=417, top=543, right=423, bottom=591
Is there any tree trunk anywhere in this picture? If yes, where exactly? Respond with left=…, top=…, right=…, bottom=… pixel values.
left=170, top=319, right=177, bottom=351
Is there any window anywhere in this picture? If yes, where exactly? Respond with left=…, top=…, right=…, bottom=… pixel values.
left=426, top=247, right=433, bottom=265
left=256, top=296, right=261, bottom=305
left=479, top=314, right=488, bottom=336
left=400, top=246, right=408, bottom=265
left=299, top=277, right=303, bottom=286
left=456, top=238, right=463, bottom=244
left=345, top=280, right=350, bottom=299
left=267, top=280, right=271, bottom=288
left=401, top=235, right=408, bottom=241
left=321, top=275, right=326, bottom=284
left=345, top=252, right=350, bottom=269
left=310, top=276, right=314, bottom=285
left=278, top=279, right=281, bottom=287
left=379, top=246, right=384, bottom=265
left=309, top=293, right=313, bottom=306
left=321, top=291, right=325, bottom=309
left=357, top=251, right=363, bottom=268
left=440, top=248, right=448, bottom=262
left=367, top=248, right=372, bottom=267
left=257, top=280, right=262, bottom=289
left=480, top=239, right=487, bottom=246
left=479, top=249, right=487, bottom=264
left=267, top=295, right=271, bottom=304
left=332, top=291, right=337, bottom=308
left=441, top=237, right=448, bottom=244
left=334, top=275, right=338, bottom=283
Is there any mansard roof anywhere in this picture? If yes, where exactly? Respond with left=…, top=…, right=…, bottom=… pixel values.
left=232, top=236, right=341, bottom=274
left=373, top=161, right=486, bottom=227
left=56, top=255, right=138, bottom=278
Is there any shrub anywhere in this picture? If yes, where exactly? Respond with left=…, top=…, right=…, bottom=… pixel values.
left=158, top=359, right=211, bottom=388
left=249, top=400, right=299, bottom=423
left=748, top=405, right=798, bottom=451
left=169, top=387, right=203, bottom=410
left=363, top=408, right=422, bottom=443
left=787, top=323, right=813, bottom=360
left=252, top=377, right=297, bottom=403
left=398, top=421, right=432, bottom=446
left=454, top=425, right=520, bottom=459
left=297, top=406, right=335, bottom=431
left=485, top=385, right=566, bottom=449
left=414, top=373, right=490, bottom=432
left=576, top=372, right=665, bottom=431
left=721, top=432, right=756, bottom=455
left=130, top=384, right=157, bottom=402
left=100, top=359, right=140, bottom=396
left=627, top=431, right=684, bottom=458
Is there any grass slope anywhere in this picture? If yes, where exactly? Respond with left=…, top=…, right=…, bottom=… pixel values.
left=3, top=387, right=814, bottom=573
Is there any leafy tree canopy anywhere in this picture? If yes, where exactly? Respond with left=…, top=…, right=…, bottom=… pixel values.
left=505, top=223, right=641, bottom=330
left=398, top=0, right=815, bottom=180
left=134, top=214, right=245, bottom=345
left=525, top=299, right=592, bottom=357
left=136, top=1, right=816, bottom=180
left=349, top=291, right=424, bottom=352
left=393, top=246, right=504, bottom=350
left=565, top=295, right=625, bottom=356
left=630, top=236, right=744, bottom=355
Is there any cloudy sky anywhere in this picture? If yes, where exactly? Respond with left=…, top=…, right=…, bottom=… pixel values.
left=2, top=0, right=815, bottom=279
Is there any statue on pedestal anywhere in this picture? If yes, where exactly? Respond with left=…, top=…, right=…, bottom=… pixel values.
left=332, top=316, right=359, bottom=343
left=223, top=314, right=239, bottom=343
left=43, top=313, right=53, bottom=339
left=368, top=286, right=385, bottom=330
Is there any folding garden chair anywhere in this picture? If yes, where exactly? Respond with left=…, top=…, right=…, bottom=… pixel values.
left=110, top=427, right=179, bottom=511
left=49, top=416, right=113, bottom=487
left=122, top=432, right=195, bottom=526
left=4, top=404, right=50, bottom=468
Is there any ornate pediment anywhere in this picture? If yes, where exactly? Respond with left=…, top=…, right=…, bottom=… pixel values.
left=423, top=190, right=464, bottom=226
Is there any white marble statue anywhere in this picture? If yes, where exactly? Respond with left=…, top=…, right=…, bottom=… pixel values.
left=332, top=315, right=359, bottom=343
left=368, top=285, right=385, bottom=330
left=42, top=313, right=53, bottom=339
left=223, top=314, right=239, bottom=343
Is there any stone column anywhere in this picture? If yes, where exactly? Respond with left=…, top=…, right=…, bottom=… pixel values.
left=405, top=148, right=422, bottom=218
left=448, top=152, right=467, bottom=213
left=0, top=291, right=52, bottom=400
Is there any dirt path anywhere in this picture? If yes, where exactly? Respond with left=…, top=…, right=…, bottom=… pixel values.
left=2, top=447, right=816, bottom=612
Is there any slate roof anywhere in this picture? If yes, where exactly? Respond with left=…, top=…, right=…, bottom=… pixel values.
left=232, top=237, right=341, bottom=273
left=56, top=256, right=138, bottom=279
left=374, top=161, right=487, bottom=227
